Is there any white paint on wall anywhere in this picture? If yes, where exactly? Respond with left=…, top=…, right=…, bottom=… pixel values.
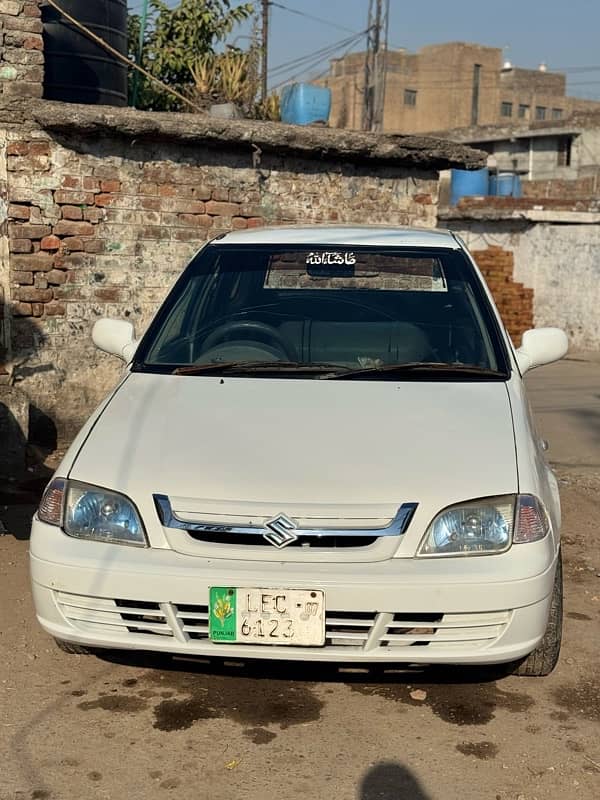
left=448, top=221, right=600, bottom=350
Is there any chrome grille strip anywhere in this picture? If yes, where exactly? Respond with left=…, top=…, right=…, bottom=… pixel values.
left=54, top=593, right=511, bottom=651
left=382, top=629, right=502, bottom=643
left=56, top=593, right=173, bottom=637
left=154, top=494, right=418, bottom=539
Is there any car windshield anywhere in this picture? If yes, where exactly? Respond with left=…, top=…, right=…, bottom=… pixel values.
left=134, top=243, right=509, bottom=379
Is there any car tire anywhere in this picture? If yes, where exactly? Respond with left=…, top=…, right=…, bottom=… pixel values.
left=54, top=637, right=92, bottom=656
left=512, top=550, right=563, bottom=677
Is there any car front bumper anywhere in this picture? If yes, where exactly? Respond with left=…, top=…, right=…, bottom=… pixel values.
left=30, top=519, right=558, bottom=665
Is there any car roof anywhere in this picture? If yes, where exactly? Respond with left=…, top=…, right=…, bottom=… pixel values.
left=211, top=225, right=460, bottom=249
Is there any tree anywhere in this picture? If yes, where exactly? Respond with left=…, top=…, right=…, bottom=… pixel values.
left=129, top=0, right=255, bottom=111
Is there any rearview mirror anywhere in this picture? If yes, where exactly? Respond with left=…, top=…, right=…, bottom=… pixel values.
left=92, top=318, right=138, bottom=362
left=515, top=328, right=568, bottom=375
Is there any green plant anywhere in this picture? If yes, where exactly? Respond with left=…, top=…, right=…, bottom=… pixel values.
left=128, top=0, right=254, bottom=111
left=189, top=53, right=219, bottom=97
left=262, top=92, right=281, bottom=121
left=188, top=45, right=261, bottom=112
left=250, top=92, right=281, bottom=121
left=218, top=50, right=250, bottom=104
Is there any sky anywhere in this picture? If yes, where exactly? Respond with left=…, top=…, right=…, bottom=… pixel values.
left=127, top=0, right=600, bottom=100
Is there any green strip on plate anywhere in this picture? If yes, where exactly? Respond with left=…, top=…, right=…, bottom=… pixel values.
left=209, top=587, right=236, bottom=641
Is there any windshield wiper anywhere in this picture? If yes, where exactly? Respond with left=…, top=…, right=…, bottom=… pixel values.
left=172, top=361, right=349, bottom=376
left=324, top=362, right=507, bottom=380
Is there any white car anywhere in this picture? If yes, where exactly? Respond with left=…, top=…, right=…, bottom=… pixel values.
left=30, top=226, right=568, bottom=676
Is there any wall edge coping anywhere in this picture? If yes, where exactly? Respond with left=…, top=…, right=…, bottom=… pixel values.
left=439, top=206, right=600, bottom=223
left=1, top=98, right=487, bottom=171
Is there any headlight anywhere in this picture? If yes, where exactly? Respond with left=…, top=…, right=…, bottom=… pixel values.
left=418, top=494, right=550, bottom=557
left=418, top=496, right=514, bottom=557
left=38, top=479, right=147, bottom=547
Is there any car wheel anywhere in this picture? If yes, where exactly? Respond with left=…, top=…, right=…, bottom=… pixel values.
left=54, top=637, right=92, bottom=655
left=512, top=550, right=563, bottom=677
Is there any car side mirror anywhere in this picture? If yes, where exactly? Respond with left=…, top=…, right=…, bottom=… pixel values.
left=92, top=318, right=138, bottom=362
left=516, top=328, right=568, bottom=374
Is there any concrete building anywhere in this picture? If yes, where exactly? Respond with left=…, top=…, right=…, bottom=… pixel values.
left=322, top=42, right=600, bottom=134
left=433, top=115, right=600, bottom=183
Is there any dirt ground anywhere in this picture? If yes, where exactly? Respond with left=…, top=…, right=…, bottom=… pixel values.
left=1, top=357, right=599, bottom=800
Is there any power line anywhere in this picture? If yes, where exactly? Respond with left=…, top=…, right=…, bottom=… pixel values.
left=307, top=37, right=369, bottom=85
left=319, top=66, right=600, bottom=92
left=268, top=1, right=360, bottom=35
left=268, top=30, right=367, bottom=77
left=271, top=32, right=366, bottom=90
left=273, top=36, right=361, bottom=89
left=552, top=65, right=600, bottom=73
left=268, top=34, right=366, bottom=77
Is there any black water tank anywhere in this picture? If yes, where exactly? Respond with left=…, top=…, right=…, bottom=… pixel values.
left=42, top=0, right=128, bottom=107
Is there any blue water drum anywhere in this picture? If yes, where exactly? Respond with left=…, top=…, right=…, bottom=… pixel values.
left=490, top=173, right=523, bottom=198
left=280, top=83, right=332, bottom=125
left=450, top=168, right=489, bottom=206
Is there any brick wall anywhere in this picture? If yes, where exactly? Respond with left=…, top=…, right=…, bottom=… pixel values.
left=457, top=195, right=600, bottom=214
left=0, top=0, right=43, bottom=100
left=0, top=1, right=488, bottom=447
left=0, top=0, right=43, bottom=388
left=471, top=246, right=533, bottom=344
left=522, top=175, right=600, bottom=200
left=448, top=221, right=600, bottom=350
left=0, top=125, right=439, bottom=438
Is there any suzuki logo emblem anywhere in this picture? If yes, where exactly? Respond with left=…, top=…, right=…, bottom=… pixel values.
left=263, top=514, right=299, bottom=549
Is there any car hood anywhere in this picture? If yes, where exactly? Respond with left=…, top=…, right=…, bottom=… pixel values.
left=70, top=372, right=517, bottom=527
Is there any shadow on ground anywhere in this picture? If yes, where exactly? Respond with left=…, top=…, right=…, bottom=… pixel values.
left=96, top=647, right=514, bottom=686
left=60, top=648, right=537, bottom=738
left=360, top=761, right=432, bottom=800
left=0, top=474, right=49, bottom=540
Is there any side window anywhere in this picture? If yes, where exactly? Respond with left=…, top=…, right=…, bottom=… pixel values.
left=146, top=274, right=215, bottom=362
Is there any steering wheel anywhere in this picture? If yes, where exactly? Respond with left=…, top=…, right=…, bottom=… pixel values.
left=200, top=320, right=297, bottom=361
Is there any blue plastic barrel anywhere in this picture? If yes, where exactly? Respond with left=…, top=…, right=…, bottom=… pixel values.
left=280, top=83, right=332, bottom=125
left=450, top=168, right=489, bottom=206
left=490, top=173, right=522, bottom=198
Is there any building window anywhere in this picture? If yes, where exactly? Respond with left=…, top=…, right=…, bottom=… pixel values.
left=552, top=108, right=563, bottom=120
left=518, top=104, right=530, bottom=119
left=404, top=89, right=417, bottom=107
left=536, top=106, right=547, bottom=120
left=557, top=136, right=572, bottom=167
left=472, top=64, right=481, bottom=125
left=500, top=101, right=513, bottom=117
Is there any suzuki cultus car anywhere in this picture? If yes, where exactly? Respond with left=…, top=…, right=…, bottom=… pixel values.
left=31, top=226, right=568, bottom=676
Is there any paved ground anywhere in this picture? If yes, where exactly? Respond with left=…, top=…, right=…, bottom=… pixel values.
left=1, top=357, right=600, bottom=800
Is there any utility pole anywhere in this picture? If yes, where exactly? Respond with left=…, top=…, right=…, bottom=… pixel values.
left=373, top=0, right=390, bottom=132
left=261, top=0, right=269, bottom=104
left=362, top=0, right=383, bottom=131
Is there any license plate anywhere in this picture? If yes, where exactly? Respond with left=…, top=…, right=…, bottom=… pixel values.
left=209, top=587, right=325, bottom=646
